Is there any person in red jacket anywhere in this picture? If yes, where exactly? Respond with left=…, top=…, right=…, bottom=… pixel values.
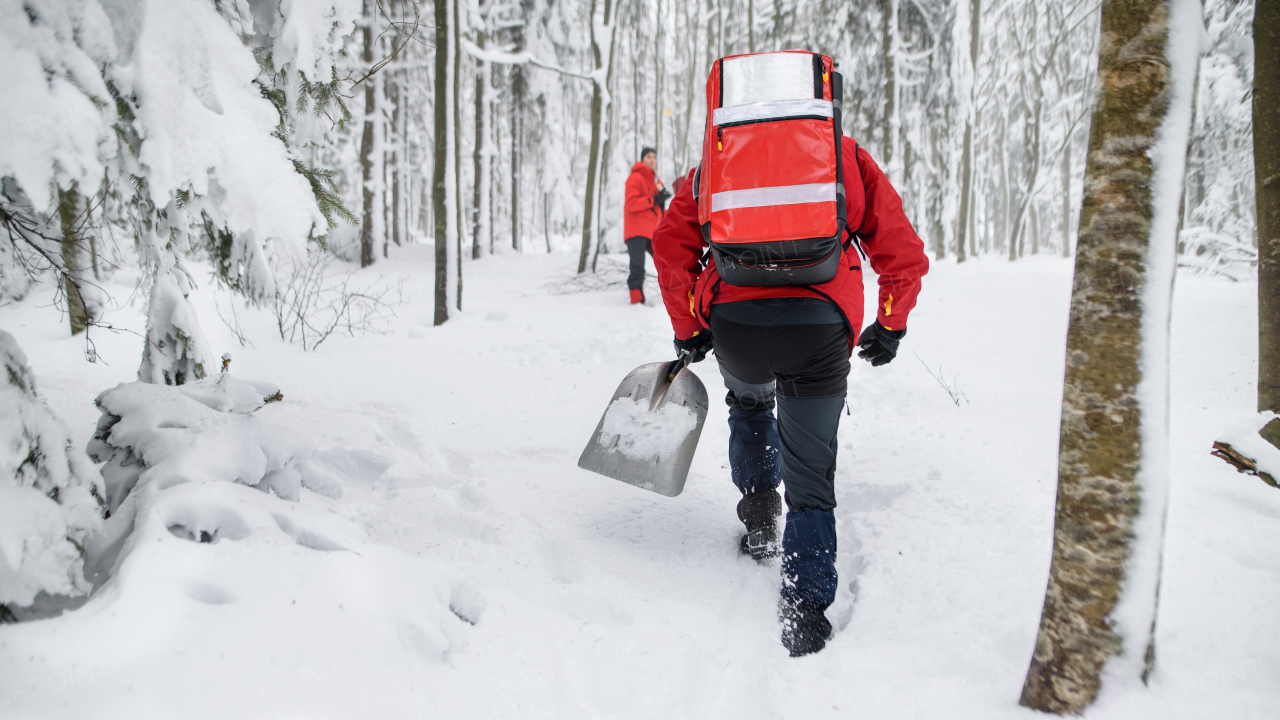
left=622, top=148, right=670, bottom=304
left=652, top=137, right=928, bottom=656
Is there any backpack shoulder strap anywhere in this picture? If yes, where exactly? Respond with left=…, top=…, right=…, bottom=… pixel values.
left=844, top=142, right=868, bottom=261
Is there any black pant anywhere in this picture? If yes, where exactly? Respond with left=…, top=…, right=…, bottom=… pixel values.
left=710, top=299, right=849, bottom=511
left=625, top=237, right=652, bottom=291
left=711, top=298, right=849, bottom=613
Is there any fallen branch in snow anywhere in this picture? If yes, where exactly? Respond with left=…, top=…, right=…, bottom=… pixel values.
left=543, top=258, right=657, bottom=297
left=545, top=261, right=628, bottom=294
left=915, top=353, right=968, bottom=406
left=1212, top=437, right=1279, bottom=489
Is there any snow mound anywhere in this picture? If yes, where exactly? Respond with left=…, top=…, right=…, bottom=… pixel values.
left=0, top=331, right=104, bottom=610
left=1, top=474, right=475, bottom=718
left=87, top=371, right=316, bottom=514
left=597, top=396, right=697, bottom=461
left=175, top=372, right=282, bottom=414
left=1, top=367, right=478, bottom=715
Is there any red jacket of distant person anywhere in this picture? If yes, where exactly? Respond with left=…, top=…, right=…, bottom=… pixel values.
left=623, top=162, right=663, bottom=240
left=652, top=136, right=929, bottom=345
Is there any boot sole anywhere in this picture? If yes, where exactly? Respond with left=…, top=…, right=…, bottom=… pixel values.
left=739, top=533, right=780, bottom=562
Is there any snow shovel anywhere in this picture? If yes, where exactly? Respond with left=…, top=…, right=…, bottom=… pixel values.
left=577, top=352, right=709, bottom=497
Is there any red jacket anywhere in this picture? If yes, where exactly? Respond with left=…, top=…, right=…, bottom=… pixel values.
left=652, top=137, right=928, bottom=343
left=624, top=162, right=663, bottom=239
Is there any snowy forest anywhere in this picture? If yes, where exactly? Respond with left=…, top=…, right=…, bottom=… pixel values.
left=1, top=0, right=1277, bottom=717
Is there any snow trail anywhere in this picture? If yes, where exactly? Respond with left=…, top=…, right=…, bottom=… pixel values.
left=0, top=248, right=1275, bottom=718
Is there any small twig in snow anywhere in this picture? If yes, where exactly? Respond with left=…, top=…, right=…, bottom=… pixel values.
left=915, top=353, right=968, bottom=406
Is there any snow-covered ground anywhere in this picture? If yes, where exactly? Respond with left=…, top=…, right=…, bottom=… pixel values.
left=1, top=247, right=1276, bottom=719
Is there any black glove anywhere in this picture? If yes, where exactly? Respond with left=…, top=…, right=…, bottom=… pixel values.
left=653, top=187, right=672, bottom=208
left=856, top=322, right=906, bottom=367
left=674, top=330, right=713, bottom=363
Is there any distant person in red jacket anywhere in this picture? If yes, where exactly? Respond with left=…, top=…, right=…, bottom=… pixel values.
left=652, top=137, right=928, bottom=656
left=622, top=148, right=671, bottom=304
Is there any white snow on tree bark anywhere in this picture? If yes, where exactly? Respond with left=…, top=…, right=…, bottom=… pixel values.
left=1101, top=0, right=1208, bottom=693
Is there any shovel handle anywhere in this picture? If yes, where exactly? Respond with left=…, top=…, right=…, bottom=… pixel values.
left=667, top=351, right=694, bottom=382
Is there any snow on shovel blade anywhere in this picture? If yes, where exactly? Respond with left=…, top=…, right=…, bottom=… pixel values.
left=578, top=357, right=709, bottom=497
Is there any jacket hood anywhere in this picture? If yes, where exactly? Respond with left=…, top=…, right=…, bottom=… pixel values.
left=631, top=161, right=655, bottom=179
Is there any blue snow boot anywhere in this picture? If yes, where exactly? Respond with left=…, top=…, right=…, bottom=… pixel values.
left=779, top=507, right=837, bottom=656
left=737, top=488, right=783, bottom=561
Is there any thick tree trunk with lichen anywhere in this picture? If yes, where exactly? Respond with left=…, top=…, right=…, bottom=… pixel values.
left=57, top=185, right=88, bottom=336
left=1257, top=0, right=1280, bottom=417
left=1020, top=0, right=1196, bottom=714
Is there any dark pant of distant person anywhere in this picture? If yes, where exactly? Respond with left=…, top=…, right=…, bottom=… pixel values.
left=624, top=237, right=653, bottom=291
left=710, top=298, right=849, bottom=616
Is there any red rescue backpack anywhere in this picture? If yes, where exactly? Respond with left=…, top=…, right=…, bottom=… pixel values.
left=693, top=50, right=847, bottom=287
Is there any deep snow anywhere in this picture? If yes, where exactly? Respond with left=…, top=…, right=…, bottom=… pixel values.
left=0, top=246, right=1276, bottom=719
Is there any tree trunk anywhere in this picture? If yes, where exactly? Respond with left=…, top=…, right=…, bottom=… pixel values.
left=57, top=184, right=88, bottom=336
left=1020, top=0, right=1198, bottom=713
left=544, top=193, right=552, bottom=252
left=511, top=72, right=522, bottom=251
left=472, top=13, right=486, bottom=260
left=433, top=0, right=449, bottom=325
left=453, top=0, right=463, bottom=310
left=1256, top=0, right=1280, bottom=415
left=578, top=0, right=614, bottom=274
left=957, top=125, right=974, bottom=263
left=579, top=87, right=604, bottom=273
left=748, top=0, right=755, bottom=53
left=931, top=125, right=945, bottom=261
left=880, top=0, right=896, bottom=168
left=956, top=0, right=980, bottom=263
left=360, top=0, right=376, bottom=268
left=489, top=106, right=496, bottom=255
left=511, top=9, right=526, bottom=253
left=1030, top=202, right=1040, bottom=255
left=1010, top=68, right=1046, bottom=261
left=1062, top=128, right=1072, bottom=257
left=390, top=76, right=401, bottom=255
left=999, top=120, right=1011, bottom=259
left=592, top=15, right=621, bottom=274
left=654, top=0, right=663, bottom=162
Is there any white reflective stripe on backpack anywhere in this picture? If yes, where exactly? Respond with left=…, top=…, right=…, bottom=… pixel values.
left=710, top=182, right=838, bottom=212
left=712, top=99, right=833, bottom=126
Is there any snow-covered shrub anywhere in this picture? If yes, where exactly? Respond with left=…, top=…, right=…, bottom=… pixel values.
left=0, top=331, right=104, bottom=617
left=88, top=362, right=341, bottom=516
left=137, top=203, right=213, bottom=385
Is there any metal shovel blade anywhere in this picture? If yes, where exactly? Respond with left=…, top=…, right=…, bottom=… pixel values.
left=577, top=358, right=709, bottom=497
